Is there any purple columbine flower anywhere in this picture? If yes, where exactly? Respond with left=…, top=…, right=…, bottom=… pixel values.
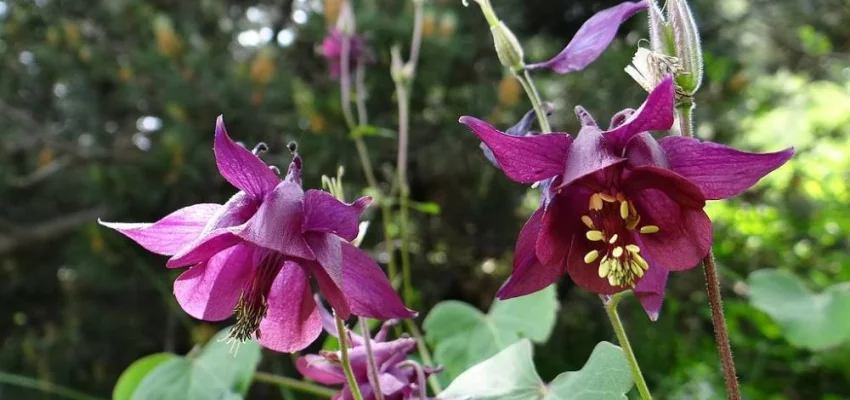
left=525, top=1, right=648, bottom=74
left=100, top=116, right=414, bottom=352
left=321, top=29, right=374, bottom=79
left=460, top=77, right=794, bottom=320
left=297, top=303, right=439, bottom=400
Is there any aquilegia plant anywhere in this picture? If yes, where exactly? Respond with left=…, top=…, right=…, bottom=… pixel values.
left=105, top=1, right=798, bottom=400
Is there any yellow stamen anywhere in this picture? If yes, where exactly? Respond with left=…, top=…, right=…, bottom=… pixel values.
left=586, top=230, right=604, bottom=241
left=630, top=261, right=645, bottom=277
left=590, top=194, right=603, bottom=211
left=633, top=253, right=650, bottom=270
left=620, top=201, right=629, bottom=219
left=626, top=214, right=641, bottom=231
left=608, top=233, right=619, bottom=244
left=599, top=193, right=617, bottom=203
left=608, top=274, right=619, bottom=286
left=598, top=259, right=612, bottom=278
left=581, top=215, right=594, bottom=229
left=640, top=225, right=660, bottom=234
left=612, top=246, right=624, bottom=258
left=584, top=250, right=599, bottom=264
left=625, top=244, right=640, bottom=253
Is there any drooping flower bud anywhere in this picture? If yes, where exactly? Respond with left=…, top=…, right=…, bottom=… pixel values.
left=647, top=0, right=673, bottom=55
left=463, top=0, right=525, bottom=71
left=668, top=0, right=703, bottom=95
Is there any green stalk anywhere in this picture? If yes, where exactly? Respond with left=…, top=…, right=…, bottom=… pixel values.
left=603, top=294, right=652, bottom=400
left=514, top=69, right=551, bottom=133
left=253, top=372, right=337, bottom=398
left=0, top=372, right=103, bottom=400
left=335, top=313, right=364, bottom=400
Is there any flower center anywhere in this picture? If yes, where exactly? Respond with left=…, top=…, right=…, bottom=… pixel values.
left=581, top=192, right=659, bottom=288
left=227, top=251, right=284, bottom=344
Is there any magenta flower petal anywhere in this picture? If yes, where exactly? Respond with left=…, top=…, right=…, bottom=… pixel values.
left=303, top=190, right=371, bottom=241
left=257, top=261, right=322, bottom=352
left=623, top=166, right=705, bottom=209
left=631, top=190, right=712, bottom=272
left=296, top=354, right=347, bottom=385
left=341, top=242, right=416, bottom=320
left=526, top=1, right=648, bottom=74
left=623, top=132, right=670, bottom=169
left=166, top=230, right=241, bottom=268
left=633, top=263, right=668, bottom=321
left=559, top=126, right=624, bottom=189
left=214, top=116, right=280, bottom=198
left=233, top=182, right=315, bottom=260
left=659, top=136, right=794, bottom=200
left=604, top=76, right=675, bottom=149
left=460, top=116, right=572, bottom=184
left=306, top=260, right=351, bottom=320
left=497, top=208, right=562, bottom=299
left=304, top=232, right=351, bottom=319
left=98, top=203, right=220, bottom=256
left=173, top=244, right=253, bottom=321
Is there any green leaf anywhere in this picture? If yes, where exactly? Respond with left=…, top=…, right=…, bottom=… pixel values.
left=748, top=269, right=850, bottom=350
left=438, top=340, right=632, bottom=400
left=119, top=327, right=263, bottom=400
left=113, top=353, right=177, bottom=400
left=439, top=339, right=544, bottom=400
left=423, top=285, right=558, bottom=380
left=544, top=342, right=633, bottom=400
left=350, top=125, right=395, bottom=138
left=411, top=201, right=442, bottom=215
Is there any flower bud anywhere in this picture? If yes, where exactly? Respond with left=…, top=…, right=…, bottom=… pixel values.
left=647, top=0, right=673, bottom=55
left=668, top=0, right=703, bottom=95
left=491, top=22, right=525, bottom=71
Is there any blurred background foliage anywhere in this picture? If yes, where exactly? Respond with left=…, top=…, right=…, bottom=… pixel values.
left=1, top=0, right=850, bottom=398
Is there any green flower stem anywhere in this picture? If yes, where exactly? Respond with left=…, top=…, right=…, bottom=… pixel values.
left=253, top=372, right=337, bottom=398
left=603, top=293, right=652, bottom=400
left=676, top=103, right=742, bottom=400
left=514, top=70, right=552, bottom=133
left=360, top=318, right=386, bottom=400
left=0, top=372, right=104, bottom=400
left=404, top=318, right=443, bottom=393
left=335, top=313, right=365, bottom=400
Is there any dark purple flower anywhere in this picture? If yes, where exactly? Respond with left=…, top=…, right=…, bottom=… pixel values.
left=297, top=304, right=439, bottom=400
left=321, top=29, right=374, bottom=79
left=460, top=77, right=794, bottom=319
left=526, top=1, right=648, bottom=74
left=100, top=116, right=414, bottom=352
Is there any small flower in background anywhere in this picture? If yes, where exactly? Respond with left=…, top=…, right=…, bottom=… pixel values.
left=320, top=29, right=374, bottom=79
left=525, top=1, right=648, bottom=74
left=461, top=77, right=793, bottom=320
left=298, top=302, right=440, bottom=400
left=100, top=116, right=414, bottom=352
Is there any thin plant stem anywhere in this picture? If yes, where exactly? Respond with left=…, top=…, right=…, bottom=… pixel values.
left=0, top=372, right=104, bottom=400
left=397, top=361, right=428, bottom=399
left=355, top=61, right=369, bottom=125
left=603, top=293, right=652, bottom=400
left=335, top=313, right=364, bottom=400
left=253, top=372, right=337, bottom=398
left=360, top=318, right=386, bottom=400
left=676, top=104, right=741, bottom=400
left=404, top=319, right=443, bottom=393
left=514, top=70, right=552, bottom=133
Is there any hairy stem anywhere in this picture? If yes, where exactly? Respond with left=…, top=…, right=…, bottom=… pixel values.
left=360, top=318, right=386, bottom=400
left=335, top=313, right=364, bottom=400
left=514, top=70, right=552, bottom=133
left=405, top=319, right=443, bottom=393
left=0, top=372, right=103, bottom=400
left=676, top=104, right=741, bottom=400
left=253, top=372, right=337, bottom=398
left=603, top=293, right=652, bottom=400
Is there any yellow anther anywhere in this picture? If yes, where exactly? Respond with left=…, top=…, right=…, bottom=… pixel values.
left=581, top=215, right=594, bottom=229
left=608, top=233, right=619, bottom=244
left=630, top=261, right=645, bottom=277
left=633, top=253, right=650, bottom=270
left=625, top=244, right=640, bottom=253
left=584, top=250, right=599, bottom=264
left=612, top=246, right=624, bottom=258
left=599, top=193, right=617, bottom=203
left=586, top=230, right=604, bottom=241
left=598, top=258, right=612, bottom=278
left=620, top=201, right=629, bottom=219
left=589, top=194, right=603, bottom=211
left=640, top=225, right=660, bottom=234
left=608, top=274, right=619, bottom=286
left=626, top=214, right=641, bottom=231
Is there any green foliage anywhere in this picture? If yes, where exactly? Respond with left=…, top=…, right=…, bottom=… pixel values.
left=424, top=285, right=558, bottom=381
left=748, top=269, right=850, bottom=350
left=115, top=327, right=261, bottom=400
left=439, top=339, right=633, bottom=400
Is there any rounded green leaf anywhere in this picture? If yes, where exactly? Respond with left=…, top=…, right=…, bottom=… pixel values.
left=544, top=342, right=633, bottom=400
left=113, top=353, right=177, bottom=400
left=439, top=339, right=544, bottom=400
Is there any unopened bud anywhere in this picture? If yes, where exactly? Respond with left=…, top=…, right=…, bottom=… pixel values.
left=491, top=22, right=525, bottom=71
left=647, top=0, right=673, bottom=55
left=668, top=0, right=703, bottom=95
